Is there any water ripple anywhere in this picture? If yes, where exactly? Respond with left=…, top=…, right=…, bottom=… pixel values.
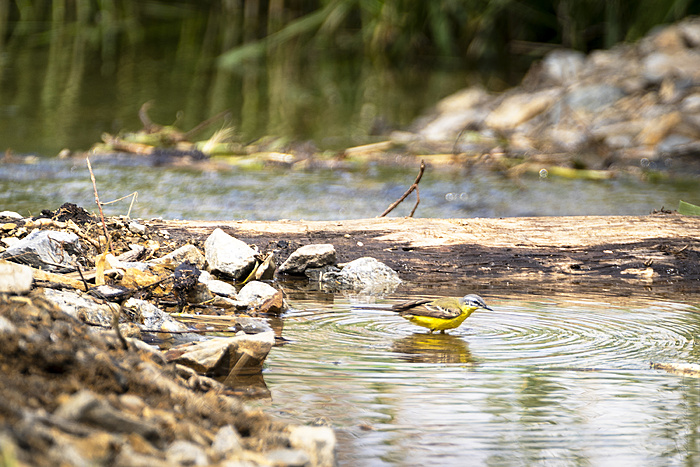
left=282, top=297, right=700, bottom=371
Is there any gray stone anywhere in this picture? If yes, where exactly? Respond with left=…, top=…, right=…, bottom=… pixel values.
left=681, top=93, right=700, bottom=112
left=210, top=425, right=243, bottom=460
left=288, top=425, right=337, bottom=467
left=42, top=288, right=116, bottom=326
left=643, top=51, right=700, bottom=84
left=0, top=259, right=33, bottom=293
left=236, top=281, right=285, bottom=312
left=541, top=49, right=586, bottom=84
left=166, top=440, right=208, bottom=466
left=2, top=229, right=81, bottom=272
left=484, top=89, right=558, bottom=131
left=419, top=108, right=487, bottom=142
left=122, top=298, right=201, bottom=344
left=204, top=228, right=257, bottom=280
left=233, top=316, right=273, bottom=334
left=305, top=265, right=341, bottom=282
left=54, top=390, right=161, bottom=442
left=199, top=270, right=238, bottom=298
left=150, top=244, right=205, bottom=269
left=563, top=84, right=624, bottom=113
left=164, top=331, right=275, bottom=376
left=265, top=448, right=310, bottom=467
left=279, top=244, right=336, bottom=274
left=128, top=221, right=147, bottom=235
left=48, top=443, right=90, bottom=467
left=321, top=257, right=401, bottom=294
left=0, top=316, right=16, bottom=334
left=0, top=211, right=23, bottom=219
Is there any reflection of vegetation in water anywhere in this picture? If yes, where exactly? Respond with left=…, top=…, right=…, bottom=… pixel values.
left=391, top=333, right=474, bottom=365
left=1, top=1, right=699, bottom=155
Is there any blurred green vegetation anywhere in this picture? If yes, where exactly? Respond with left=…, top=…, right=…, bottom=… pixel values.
left=5, top=1, right=698, bottom=74
left=0, top=1, right=698, bottom=154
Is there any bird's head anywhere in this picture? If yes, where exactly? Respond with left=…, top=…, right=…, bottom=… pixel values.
left=459, top=294, right=493, bottom=311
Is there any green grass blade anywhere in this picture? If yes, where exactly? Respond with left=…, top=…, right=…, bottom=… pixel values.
left=678, top=200, right=700, bottom=216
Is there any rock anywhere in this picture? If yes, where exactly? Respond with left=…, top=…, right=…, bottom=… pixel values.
left=198, top=270, right=238, bottom=298
left=484, top=89, right=558, bottom=131
left=0, top=210, right=23, bottom=219
left=435, top=86, right=490, bottom=114
left=186, top=282, right=215, bottom=304
left=42, top=288, right=116, bottom=327
left=90, top=284, right=132, bottom=301
left=266, top=448, right=310, bottom=467
left=235, top=281, right=285, bottom=313
left=681, top=93, right=700, bottom=112
left=288, top=425, right=337, bottom=467
left=115, top=244, right=145, bottom=263
left=254, top=252, right=277, bottom=281
left=164, top=331, right=275, bottom=376
left=204, top=228, right=257, bottom=280
left=122, top=298, right=200, bottom=343
left=642, top=51, right=700, bottom=84
left=0, top=315, right=16, bottom=334
left=279, top=243, right=337, bottom=274
left=128, top=221, right=147, bottom=235
left=166, top=440, right=208, bottom=466
left=637, top=111, right=683, bottom=146
left=563, top=84, right=624, bottom=113
left=210, top=425, right=243, bottom=461
left=150, top=244, right=205, bottom=269
left=419, top=108, right=487, bottom=142
left=305, top=265, right=341, bottom=282
left=0, top=259, right=33, bottom=294
left=233, top=316, right=274, bottom=334
left=2, top=229, right=81, bottom=272
left=321, top=257, right=401, bottom=294
left=54, top=390, right=161, bottom=442
left=541, top=49, right=586, bottom=85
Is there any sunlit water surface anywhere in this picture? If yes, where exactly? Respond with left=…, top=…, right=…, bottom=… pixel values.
left=1, top=157, right=699, bottom=219
left=255, top=290, right=700, bottom=466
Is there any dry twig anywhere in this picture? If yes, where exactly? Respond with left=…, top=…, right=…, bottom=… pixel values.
left=379, top=160, right=425, bottom=217
left=86, top=157, right=113, bottom=254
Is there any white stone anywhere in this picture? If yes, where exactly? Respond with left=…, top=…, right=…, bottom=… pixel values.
left=0, top=259, right=33, bottom=294
left=204, top=228, right=257, bottom=280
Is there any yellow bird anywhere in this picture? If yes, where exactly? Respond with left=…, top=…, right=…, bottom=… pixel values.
left=392, top=294, right=492, bottom=334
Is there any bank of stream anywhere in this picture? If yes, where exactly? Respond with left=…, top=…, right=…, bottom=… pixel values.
left=2, top=207, right=699, bottom=465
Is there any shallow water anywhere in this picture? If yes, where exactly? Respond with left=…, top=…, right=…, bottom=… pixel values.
left=256, top=288, right=700, bottom=466
left=1, top=156, right=700, bottom=220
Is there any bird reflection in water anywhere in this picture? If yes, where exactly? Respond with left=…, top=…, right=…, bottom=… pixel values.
left=391, top=333, right=474, bottom=364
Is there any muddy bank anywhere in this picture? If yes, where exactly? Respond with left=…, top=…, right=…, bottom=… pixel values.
left=152, top=212, right=700, bottom=295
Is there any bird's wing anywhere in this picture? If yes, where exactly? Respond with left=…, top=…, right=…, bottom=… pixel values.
left=391, top=299, right=432, bottom=313
left=394, top=299, right=463, bottom=320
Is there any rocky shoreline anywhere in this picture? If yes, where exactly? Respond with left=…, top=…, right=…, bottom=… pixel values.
left=0, top=205, right=347, bottom=467
left=397, top=17, right=700, bottom=177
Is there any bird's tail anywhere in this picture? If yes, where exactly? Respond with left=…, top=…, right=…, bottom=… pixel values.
left=351, top=304, right=395, bottom=311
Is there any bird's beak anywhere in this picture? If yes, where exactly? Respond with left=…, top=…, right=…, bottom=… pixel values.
left=483, top=305, right=493, bottom=311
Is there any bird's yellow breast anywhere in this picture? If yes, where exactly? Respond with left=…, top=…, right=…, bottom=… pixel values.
left=404, top=306, right=476, bottom=331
